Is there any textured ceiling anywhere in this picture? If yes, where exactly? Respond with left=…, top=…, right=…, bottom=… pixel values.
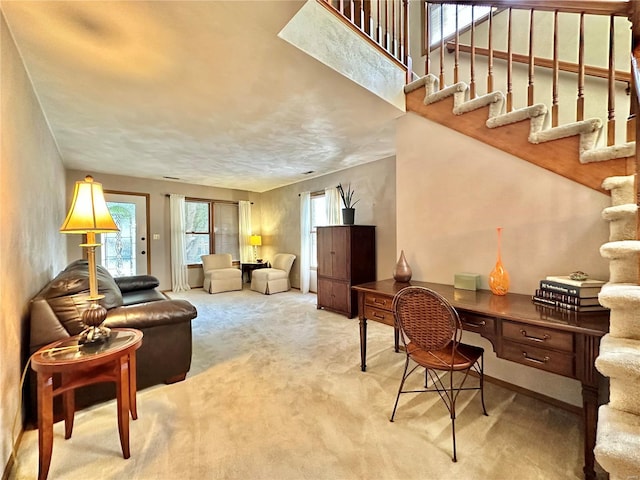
left=2, top=1, right=403, bottom=193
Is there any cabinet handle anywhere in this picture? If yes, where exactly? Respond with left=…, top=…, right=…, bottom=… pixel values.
left=522, top=352, right=550, bottom=365
left=465, top=319, right=486, bottom=327
left=373, top=313, right=386, bottom=320
left=520, top=329, right=550, bottom=343
left=373, top=298, right=387, bottom=306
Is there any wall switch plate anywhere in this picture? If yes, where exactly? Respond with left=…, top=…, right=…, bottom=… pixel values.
left=153, top=234, right=160, bottom=240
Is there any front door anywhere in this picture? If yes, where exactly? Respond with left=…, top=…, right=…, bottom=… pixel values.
left=99, top=193, right=149, bottom=276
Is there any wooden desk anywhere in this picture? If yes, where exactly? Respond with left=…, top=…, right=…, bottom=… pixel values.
left=352, top=279, right=609, bottom=480
left=31, top=328, right=143, bottom=480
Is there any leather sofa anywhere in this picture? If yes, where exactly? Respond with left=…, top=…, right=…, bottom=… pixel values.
left=28, top=259, right=197, bottom=422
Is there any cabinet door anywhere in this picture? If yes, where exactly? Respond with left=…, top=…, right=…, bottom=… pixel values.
left=317, top=227, right=333, bottom=277
left=331, top=281, right=350, bottom=314
left=331, top=227, right=350, bottom=280
left=317, top=278, right=334, bottom=309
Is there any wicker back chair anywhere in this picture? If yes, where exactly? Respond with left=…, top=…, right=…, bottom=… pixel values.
left=390, top=286, right=488, bottom=462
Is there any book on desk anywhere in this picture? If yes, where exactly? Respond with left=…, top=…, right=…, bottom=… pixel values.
left=533, top=275, right=608, bottom=312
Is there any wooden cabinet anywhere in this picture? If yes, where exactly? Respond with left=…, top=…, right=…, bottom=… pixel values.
left=317, top=225, right=376, bottom=318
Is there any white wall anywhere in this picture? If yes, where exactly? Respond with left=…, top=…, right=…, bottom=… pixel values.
left=0, top=13, right=67, bottom=473
left=259, top=156, right=397, bottom=288
left=396, top=112, right=611, bottom=405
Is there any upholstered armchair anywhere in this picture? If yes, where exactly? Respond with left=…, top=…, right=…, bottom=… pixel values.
left=201, top=253, right=242, bottom=293
left=251, top=253, right=296, bottom=294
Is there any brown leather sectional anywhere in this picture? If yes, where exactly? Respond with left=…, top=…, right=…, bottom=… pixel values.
left=27, top=259, right=197, bottom=423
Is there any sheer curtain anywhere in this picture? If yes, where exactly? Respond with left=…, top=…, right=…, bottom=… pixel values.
left=169, top=194, right=191, bottom=292
left=299, top=191, right=311, bottom=294
left=325, top=186, right=342, bottom=225
left=238, top=200, right=252, bottom=263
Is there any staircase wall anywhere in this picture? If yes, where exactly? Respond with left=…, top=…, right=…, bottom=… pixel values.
left=396, top=112, right=611, bottom=405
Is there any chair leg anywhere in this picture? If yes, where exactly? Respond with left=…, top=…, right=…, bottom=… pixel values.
left=479, top=353, right=488, bottom=416
left=450, top=369, right=457, bottom=462
left=390, top=356, right=410, bottom=422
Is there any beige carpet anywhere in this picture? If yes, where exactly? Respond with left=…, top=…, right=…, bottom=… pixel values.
left=11, top=288, right=587, bottom=479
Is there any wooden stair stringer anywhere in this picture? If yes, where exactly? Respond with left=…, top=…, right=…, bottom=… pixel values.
left=406, top=87, right=633, bottom=194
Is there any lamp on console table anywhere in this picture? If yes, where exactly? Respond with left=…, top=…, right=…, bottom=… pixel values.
left=60, top=175, right=119, bottom=345
left=249, top=234, right=262, bottom=262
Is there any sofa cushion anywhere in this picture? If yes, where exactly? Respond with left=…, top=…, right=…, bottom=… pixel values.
left=122, top=289, right=167, bottom=306
left=115, top=275, right=160, bottom=293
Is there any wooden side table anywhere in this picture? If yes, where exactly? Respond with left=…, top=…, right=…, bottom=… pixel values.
left=241, top=262, right=268, bottom=283
left=31, top=328, right=143, bottom=480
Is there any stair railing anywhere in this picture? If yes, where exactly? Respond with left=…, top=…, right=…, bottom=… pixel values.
left=422, top=1, right=632, bottom=147
left=318, top=0, right=412, bottom=82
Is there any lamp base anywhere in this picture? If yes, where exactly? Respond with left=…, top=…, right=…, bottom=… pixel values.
left=79, top=300, right=111, bottom=345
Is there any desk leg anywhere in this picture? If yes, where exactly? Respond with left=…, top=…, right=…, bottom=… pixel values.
left=37, top=373, right=54, bottom=480
left=582, top=383, right=599, bottom=480
left=115, top=356, right=131, bottom=459
left=129, top=351, right=138, bottom=420
left=359, top=316, right=367, bottom=372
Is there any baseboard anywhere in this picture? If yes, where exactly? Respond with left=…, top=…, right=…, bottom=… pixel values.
left=470, top=371, right=582, bottom=416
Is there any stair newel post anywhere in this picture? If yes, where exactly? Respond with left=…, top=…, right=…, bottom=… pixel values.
left=454, top=4, right=460, bottom=84
left=608, top=14, right=617, bottom=146
left=527, top=8, right=535, bottom=106
left=470, top=5, right=476, bottom=99
left=507, top=7, right=513, bottom=112
left=487, top=6, right=494, bottom=93
left=577, top=12, right=585, bottom=122
left=552, top=10, right=559, bottom=127
left=439, top=4, right=445, bottom=88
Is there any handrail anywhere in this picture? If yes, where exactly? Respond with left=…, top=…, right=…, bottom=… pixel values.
left=425, top=1, right=630, bottom=16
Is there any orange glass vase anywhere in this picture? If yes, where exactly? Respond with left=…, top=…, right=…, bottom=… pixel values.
left=489, top=227, right=510, bottom=296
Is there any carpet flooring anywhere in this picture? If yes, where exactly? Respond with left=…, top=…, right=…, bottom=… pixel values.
left=10, top=288, right=588, bottom=479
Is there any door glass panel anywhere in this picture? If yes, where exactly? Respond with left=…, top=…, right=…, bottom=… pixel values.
left=102, top=202, right=137, bottom=277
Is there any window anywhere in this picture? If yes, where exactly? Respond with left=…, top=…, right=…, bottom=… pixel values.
left=427, top=4, right=492, bottom=49
left=184, top=199, right=239, bottom=265
left=310, top=193, right=327, bottom=269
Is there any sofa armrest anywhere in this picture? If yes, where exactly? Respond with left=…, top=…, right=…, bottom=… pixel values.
left=104, top=300, right=197, bottom=329
left=114, top=275, right=160, bottom=293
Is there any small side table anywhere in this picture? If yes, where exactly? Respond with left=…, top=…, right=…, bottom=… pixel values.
left=31, top=328, right=143, bottom=480
left=241, top=262, right=268, bottom=283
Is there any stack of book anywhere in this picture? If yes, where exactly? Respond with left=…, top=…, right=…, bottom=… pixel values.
left=533, top=275, right=608, bottom=312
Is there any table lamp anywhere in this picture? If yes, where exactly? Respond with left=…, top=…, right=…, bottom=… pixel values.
left=249, top=234, right=262, bottom=262
left=60, top=175, right=119, bottom=344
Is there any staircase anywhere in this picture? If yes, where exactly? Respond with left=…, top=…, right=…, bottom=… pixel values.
left=404, top=73, right=635, bottom=193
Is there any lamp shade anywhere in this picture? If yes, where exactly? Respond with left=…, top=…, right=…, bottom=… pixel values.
left=60, top=175, right=119, bottom=234
left=249, top=235, right=262, bottom=247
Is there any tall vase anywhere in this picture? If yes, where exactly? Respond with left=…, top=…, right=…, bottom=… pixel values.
left=393, top=250, right=412, bottom=283
left=489, top=227, right=510, bottom=295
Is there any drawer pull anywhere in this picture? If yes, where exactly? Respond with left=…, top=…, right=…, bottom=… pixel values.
left=520, top=329, right=550, bottom=343
left=465, top=319, right=486, bottom=327
left=522, top=352, right=550, bottom=365
left=373, top=313, right=386, bottom=320
left=373, top=298, right=388, bottom=306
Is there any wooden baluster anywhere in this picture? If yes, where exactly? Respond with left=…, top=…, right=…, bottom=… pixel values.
left=350, top=0, right=355, bottom=24
left=607, top=14, right=616, bottom=146
left=402, top=0, right=409, bottom=67
left=391, top=0, right=397, bottom=57
left=425, top=1, right=431, bottom=76
left=528, top=9, right=535, bottom=106
left=385, top=0, right=390, bottom=52
left=552, top=10, right=559, bottom=127
left=440, top=4, right=445, bottom=88
left=376, top=0, right=381, bottom=44
left=470, top=5, right=476, bottom=98
left=362, top=0, right=371, bottom=36
left=454, top=5, right=459, bottom=84
left=628, top=57, right=637, bottom=142
left=507, top=8, right=513, bottom=112
left=487, top=7, right=494, bottom=93
left=577, top=12, right=585, bottom=121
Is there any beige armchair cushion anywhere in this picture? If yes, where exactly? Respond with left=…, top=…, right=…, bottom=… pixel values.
left=251, top=253, right=296, bottom=294
left=201, top=254, right=242, bottom=294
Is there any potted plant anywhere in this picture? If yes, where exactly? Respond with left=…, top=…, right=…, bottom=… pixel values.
left=337, top=183, right=359, bottom=225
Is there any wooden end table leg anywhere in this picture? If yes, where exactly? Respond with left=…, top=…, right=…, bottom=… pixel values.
left=115, top=357, right=131, bottom=459
left=128, top=352, right=138, bottom=420
left=62, top=389, right=75, bottom=440
left=582, top=383, right=599, bottom=480
left=37, top=373, right=54, bottom=480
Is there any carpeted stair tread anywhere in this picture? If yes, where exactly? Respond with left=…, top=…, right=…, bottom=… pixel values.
left=602, top=204, right=638, bottom=222
left=602, top=175, right=635, bottom=206
left=453, top=91, right=505, bottom=117
left=602, top=204, right=639, bottom=241
left=595, top=405, right=640, bottom=479
left=598, top=284, right=640, bottom=339
left=529, top=118, right=602, bottom=145
left=600, top=241, right=640, bottom=258
left=581, top=142, right=636, bottom=164
left=596, top=334, right=640, bottom=379
left=485, top=104, right=547, bottom=129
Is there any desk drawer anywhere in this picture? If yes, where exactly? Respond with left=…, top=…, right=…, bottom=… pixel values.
left=459, top=312, right=495, bottom=336
left=364, top=293, right=393, bottom=312
left=502, top=340, right=574, bottom=377
left=364, top=306, right=395, bottom=327
left=503, top=321, right=573, bottom=353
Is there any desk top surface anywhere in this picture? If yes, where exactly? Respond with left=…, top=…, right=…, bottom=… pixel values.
left=353, top=279, right=609, bottom=336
